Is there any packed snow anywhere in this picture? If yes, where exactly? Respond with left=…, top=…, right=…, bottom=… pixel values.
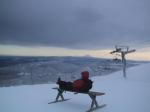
left=0, top=63, right=150, bottom=112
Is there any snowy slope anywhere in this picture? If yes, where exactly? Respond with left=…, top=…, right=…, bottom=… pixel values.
left=0, top=63, right=150, bottom=112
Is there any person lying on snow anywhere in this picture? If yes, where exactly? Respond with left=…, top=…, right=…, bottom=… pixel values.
left=56, top=71, right=93, bottom=92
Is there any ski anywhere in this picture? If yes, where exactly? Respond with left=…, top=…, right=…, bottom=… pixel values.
left=48, top=99, right=70, bottom=104
left=86, top=104, right=106, bottom=112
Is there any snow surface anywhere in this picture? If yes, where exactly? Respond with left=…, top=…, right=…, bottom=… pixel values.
left=0, top=63, right=150, bottom=112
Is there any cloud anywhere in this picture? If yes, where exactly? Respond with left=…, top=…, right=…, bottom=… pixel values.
left=0, top=0, right=150, bottom=49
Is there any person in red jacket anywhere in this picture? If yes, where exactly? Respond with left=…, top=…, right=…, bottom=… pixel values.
left=56, top=71, right=93, bottom=92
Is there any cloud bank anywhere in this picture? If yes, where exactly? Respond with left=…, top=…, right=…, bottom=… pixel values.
left=0, top=0, right=150, bottom=49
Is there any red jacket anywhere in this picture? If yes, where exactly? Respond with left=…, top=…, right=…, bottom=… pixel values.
left=73, top=71, right=92, bottom=92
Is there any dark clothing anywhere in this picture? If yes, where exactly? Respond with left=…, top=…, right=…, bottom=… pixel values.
left=58, top=79, right=93, bottom=92
left=57, top=71, right=93, bottom=92
left=58, top=81, right=73, bottom=91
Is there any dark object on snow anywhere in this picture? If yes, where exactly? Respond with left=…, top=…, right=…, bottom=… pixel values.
left=57, top=71, right=93, bottom=92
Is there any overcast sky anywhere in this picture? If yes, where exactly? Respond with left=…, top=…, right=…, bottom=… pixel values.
left=0, top=0, right=150, bottom=50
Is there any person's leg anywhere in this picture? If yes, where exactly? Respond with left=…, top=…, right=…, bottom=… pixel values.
left=65, top=82, right=73, bottom=91
left=58, top=80, right=67, bottom=89
left=57, top=78, right=73, bottom=91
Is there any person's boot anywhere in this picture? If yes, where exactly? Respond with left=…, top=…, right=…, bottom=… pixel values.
left=56, top=77, right=61, bottom=84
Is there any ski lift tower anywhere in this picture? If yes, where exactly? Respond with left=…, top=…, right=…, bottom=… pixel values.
left=110, top=45, right=136, bottom=78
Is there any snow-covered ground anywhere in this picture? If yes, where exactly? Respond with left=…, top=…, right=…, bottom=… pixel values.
left=0, top=63, right=150, bottom=112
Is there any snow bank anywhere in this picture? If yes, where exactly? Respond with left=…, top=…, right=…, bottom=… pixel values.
left=0, top=63, right=150, bottom=112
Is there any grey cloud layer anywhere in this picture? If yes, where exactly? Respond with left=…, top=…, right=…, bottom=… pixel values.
left=0, top=0, right=150, bottom=49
